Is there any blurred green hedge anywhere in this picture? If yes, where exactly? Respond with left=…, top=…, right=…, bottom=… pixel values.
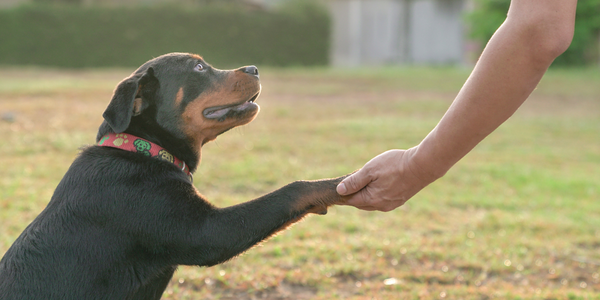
left=0, top=2, right=330, bottom=68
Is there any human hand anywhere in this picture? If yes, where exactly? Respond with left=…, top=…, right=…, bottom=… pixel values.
left=336, top=148, right=440, bottom=212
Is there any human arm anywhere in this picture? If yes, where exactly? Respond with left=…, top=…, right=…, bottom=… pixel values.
left=337, top=0, right=578, bottom=211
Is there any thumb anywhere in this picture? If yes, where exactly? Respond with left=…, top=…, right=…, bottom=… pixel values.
left=336, top=169, right=372, bottom=195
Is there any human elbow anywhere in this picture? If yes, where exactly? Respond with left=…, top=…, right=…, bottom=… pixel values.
left=540, top=22, right=574, bottom=59
left=518, top=15, right=575, bottom=62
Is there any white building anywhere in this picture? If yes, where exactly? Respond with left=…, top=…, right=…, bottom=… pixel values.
left=329, top=0, right=468, bottom=66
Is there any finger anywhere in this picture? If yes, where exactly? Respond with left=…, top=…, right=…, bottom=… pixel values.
left=339, top=199, right=377, bottom=211
left=342, top=190, right=399, bottom=212
left=347, top=203, right=378, bottom=211
left=336, top=168, right=373, bottom=196
left=378, top=202, right=400, bottom=212
left=343, top=196, right=366, bottom=207
left=354, top=206, right=378, bottom=211
left=340, top=189, right=373, bottom=208
left=349, top=202, right=395, bottom=212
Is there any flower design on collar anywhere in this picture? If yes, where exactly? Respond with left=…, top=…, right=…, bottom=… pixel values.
left=97, top=133, right=192, bottom=182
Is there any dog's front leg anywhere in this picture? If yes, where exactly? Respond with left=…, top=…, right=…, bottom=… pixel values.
left=192, top=175, right=348, bottom=267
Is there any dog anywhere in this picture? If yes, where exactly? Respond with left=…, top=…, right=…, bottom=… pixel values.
left=0, top=53, right=347, bottom=299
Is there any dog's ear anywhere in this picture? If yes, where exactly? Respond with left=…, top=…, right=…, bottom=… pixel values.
left=102, top=67, right=156, bottom=133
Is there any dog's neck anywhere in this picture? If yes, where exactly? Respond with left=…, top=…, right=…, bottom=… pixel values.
left=96, top=117, right=201, bottom=173
left=97, top=132, right=193, bottom=180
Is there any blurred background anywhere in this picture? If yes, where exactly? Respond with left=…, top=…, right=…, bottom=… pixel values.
left=0, top=0, right=598, bottom=69
left=1, top=0, right=599, bottom=299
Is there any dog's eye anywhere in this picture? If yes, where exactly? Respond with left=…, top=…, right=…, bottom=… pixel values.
left=194, top=63, right=205, bottom=72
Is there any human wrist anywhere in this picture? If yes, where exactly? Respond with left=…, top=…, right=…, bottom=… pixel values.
left=408, top=143, right=452, bottom=183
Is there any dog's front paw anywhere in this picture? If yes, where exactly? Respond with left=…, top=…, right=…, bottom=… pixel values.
left=289, top=175, right=350, bottom=214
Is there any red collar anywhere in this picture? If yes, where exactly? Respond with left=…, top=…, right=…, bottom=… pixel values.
left=97, top=133, right=192, bottom=181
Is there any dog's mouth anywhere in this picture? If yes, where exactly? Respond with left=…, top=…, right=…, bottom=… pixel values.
left=202, top=91, right=260, bottom=120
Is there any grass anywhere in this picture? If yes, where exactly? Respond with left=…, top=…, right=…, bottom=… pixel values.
left=0, top=65, right=599, bottom=299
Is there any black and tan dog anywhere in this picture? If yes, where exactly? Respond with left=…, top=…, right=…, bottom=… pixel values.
left=0, top=53, right=347, bottom=299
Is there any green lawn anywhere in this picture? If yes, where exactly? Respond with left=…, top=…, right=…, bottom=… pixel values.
left=0, top=66, right=599, bottom=299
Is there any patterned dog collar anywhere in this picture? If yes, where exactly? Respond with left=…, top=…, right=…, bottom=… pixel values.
left=98, top=133, right=192, bottom=182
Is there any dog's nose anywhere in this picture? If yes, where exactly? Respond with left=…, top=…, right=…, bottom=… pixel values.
left=242, top=65, right=259, bottom=78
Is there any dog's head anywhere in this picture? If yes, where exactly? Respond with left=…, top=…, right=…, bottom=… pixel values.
left=97, top=53, right=261, bottom=166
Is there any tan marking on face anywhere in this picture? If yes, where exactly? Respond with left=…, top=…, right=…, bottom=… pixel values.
left=181, top=70, right=260, bottom=152
left=174, top=87, right=184, bottom=107
left=190, top=54, right=203, bottom=60
left=132, top=98, right=143, bottom=116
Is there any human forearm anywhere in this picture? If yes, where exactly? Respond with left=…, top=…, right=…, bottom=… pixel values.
left=336, top=0, right=577, bottom=212
left=413, top=0, right=577, bottom=178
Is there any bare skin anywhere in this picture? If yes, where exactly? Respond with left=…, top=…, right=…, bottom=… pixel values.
left=336, top=0, right=578, bottom=212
